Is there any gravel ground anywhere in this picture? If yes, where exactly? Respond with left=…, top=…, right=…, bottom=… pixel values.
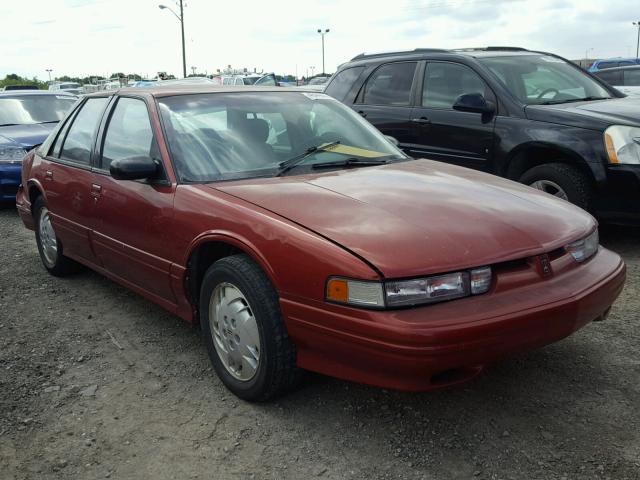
left=1, top=203, right=639, bottom=480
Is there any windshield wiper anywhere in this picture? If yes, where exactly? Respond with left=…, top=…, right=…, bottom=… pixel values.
left=0, top=123, right=19, bottom=127
left=538, top=96, right=610, bottom=105
left=38, top=120, right=60, bottom=124
left=275, top=141, right=340, bottom=176
left=312, top=157, right=391, bottom=169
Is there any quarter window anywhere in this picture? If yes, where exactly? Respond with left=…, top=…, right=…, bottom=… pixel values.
left=422, top=63, right=487, bottom=109
left=59, top=97, right=108, bottom=165
left=361, top=62, right=417, bottom=106
left=51, top=110, right=78, bottom=158
left=101, top=98, right=156, bottom=171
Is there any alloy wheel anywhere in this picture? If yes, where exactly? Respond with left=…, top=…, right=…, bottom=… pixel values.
left=529, top=179, right=569, bottom=201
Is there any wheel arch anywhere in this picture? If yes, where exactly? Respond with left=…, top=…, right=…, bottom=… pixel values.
left=26, top=180, right=46, bottom=213
left=183, top=232, right=279, bottom=322
left=503, top=142, right=596, bottom=186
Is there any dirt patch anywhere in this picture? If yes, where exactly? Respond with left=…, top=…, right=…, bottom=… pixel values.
left=1, top=204, right=639, bottom=480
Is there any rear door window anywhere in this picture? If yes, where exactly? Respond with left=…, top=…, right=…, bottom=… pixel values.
left=58, top=97, right=109, bottom=165
left=623, top=69, right=640, bottom=86
left=596, top=70, right=622, bottom=85
left=255, top=75, right=277, bottom=86
left=360, top=62, right=417, bottom=106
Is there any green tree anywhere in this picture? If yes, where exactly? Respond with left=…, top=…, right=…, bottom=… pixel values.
left=0, top=74, right=48, bottom=90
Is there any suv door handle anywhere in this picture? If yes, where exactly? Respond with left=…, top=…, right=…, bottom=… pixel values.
left=357, top=110, right=367, bottom=118
left=44, top=170, right=53, bottom=180
left=411, top=117, right=431, bottom=125
left=90, top=184, right=102, bottom=200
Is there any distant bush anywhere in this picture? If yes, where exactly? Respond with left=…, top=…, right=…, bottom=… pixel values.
left=0, top=74, right=48, bottom=90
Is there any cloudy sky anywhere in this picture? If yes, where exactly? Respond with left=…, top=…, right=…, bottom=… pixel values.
left=0, top=0, right=638, bottom=80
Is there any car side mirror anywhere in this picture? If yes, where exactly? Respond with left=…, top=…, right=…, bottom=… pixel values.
left=384, top=135, right=399, bottom=146
left=453, top=93, right=495, bottom=114
left=110, top=155, right=159, bottom=181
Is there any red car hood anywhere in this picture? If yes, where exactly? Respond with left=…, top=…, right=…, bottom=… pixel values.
left=211, top=160, right=595, bottom=278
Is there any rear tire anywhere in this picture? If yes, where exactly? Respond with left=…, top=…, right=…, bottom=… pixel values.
left=520, top=162, right=592, bottom=211
left=200, top=254, right=301, bottom=401
left=33, top=196, right=81, bottom=276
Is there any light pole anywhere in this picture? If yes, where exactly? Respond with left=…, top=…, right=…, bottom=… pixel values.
left=159, top=2, right=187, bottom=78
left=310, top=66, right=315, bottom=77
left=634, top=21, right=640, bottom=58
left=585, top=48, right=593, bottom=60
left=45, top=69, right=52, bottom=82
left=191, top=66, right=197, bottom=76
left=317, top=28, right=329, bottom=75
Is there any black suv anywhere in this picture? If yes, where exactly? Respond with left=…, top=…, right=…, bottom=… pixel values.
left=325, top=47, right=640, bottom=224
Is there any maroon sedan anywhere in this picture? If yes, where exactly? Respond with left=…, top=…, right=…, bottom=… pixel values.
left=16, top=87, right=625, bottom=401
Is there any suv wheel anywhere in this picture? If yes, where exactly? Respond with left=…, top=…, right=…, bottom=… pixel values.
left=519, top=163, right=592, bottom=210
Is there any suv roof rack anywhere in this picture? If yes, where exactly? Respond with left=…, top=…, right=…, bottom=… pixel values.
left=351, top=48, right=449, bottom=61
left=485, top=46, right=529, bottom=51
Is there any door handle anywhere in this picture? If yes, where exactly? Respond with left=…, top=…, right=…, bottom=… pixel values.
left=90, top=184, right=102, bottom=199
left=411, top=117, right=431, bottom=125
left=44, top=170, right=53, bottom=180
left=357, top=110, right=367, bottom=118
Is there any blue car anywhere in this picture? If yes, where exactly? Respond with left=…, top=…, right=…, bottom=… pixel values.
left=589, top=57, right=640, bottom=72
left=0, top=91, right=77, bottom=201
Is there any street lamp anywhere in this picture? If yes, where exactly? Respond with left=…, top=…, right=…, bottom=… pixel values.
left=159, top=2, right=187, bottom=78
left=634, top=21, right=640, bottom=58
left=317, top=28, right=330, bottom=75
left=45, top=69, right=52, bottom=82
left=191, top=66, right=197, bottom=76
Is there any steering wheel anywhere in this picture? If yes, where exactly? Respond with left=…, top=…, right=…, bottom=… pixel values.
left=536, top=88, right=560, bottom=100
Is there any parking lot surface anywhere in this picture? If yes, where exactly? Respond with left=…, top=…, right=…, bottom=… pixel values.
left=1, top=204, right=639, bottom=480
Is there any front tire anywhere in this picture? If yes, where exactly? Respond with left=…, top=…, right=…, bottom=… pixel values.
left=200, top=254, right=301, bottom=401
left=520, top=163, right=592, bottom=211
left=33, top=196, right=80, bottom=276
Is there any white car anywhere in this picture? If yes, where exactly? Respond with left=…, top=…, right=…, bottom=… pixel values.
left=593, top=66, right=640, bottom=97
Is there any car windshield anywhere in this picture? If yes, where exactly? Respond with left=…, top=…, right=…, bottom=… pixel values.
left=0, top=95, right=77, bottom=126
left=158, top=92, right=406, bottom=182
left=479, top=55, right=613, bottom=105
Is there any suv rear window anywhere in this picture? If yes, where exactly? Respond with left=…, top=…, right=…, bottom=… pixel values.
left=360, top=62, right=416, bottom=106
left=325, top=67, right=365, bottom=101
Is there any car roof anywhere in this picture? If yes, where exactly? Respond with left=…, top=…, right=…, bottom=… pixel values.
left=348, top=47, right=547, bottom=63
left=593, top=65, right=640, bottom=73
left=0, top=90, right=78, bottom=97
left=83, top=85, right=319, bottom=98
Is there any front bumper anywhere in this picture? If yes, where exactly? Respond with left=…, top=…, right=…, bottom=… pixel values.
left=281, top=247, right=625, bottom=391
left=0, top=163, right=21, bottom=201
left=596, top=165, right=640, bottom=224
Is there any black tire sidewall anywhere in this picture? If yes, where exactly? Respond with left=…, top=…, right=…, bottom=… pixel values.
left=33, top=197, right=77, bottom=276
left=199, top=257, right=277, bottom=400
left=520, top=163, right=591, bottom=210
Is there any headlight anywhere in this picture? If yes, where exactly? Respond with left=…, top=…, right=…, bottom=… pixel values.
left=566, top=229, right=599, bottom=263
left=326, top=266, right=492, bottom=309
left=604, top=125, right=640, bottom=165
left=0, top=145, right=27, bottom=164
